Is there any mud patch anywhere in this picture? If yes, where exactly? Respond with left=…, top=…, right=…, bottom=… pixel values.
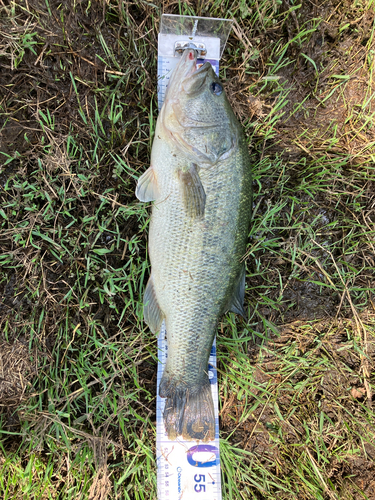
left=220, top=316, right=375, bottom=498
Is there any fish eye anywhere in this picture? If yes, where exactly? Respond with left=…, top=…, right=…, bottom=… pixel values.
left=210, top=82, right=223, bottom=96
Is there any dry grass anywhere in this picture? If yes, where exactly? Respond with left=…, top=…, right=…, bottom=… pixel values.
left=0, top=341, right=37, bottom=405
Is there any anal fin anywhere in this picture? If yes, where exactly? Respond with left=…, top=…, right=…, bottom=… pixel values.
left=143, top=275, right=163, bottom=334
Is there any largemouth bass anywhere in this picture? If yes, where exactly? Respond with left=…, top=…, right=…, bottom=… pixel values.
left=135, top=49, right=252, bottom=441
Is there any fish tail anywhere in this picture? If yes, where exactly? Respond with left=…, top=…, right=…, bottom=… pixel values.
left=160, top=376, right=215, bottom=442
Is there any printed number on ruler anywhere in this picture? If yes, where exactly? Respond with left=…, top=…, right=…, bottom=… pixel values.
left=156, top=324, right=222, bottom=500
left=156, top=31, right=222, bottom=500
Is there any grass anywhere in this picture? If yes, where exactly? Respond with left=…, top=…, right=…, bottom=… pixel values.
left=0, top=0, right=375, bottom=499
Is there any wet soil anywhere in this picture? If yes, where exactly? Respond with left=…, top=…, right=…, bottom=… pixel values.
left=220, top=317, right=375, bottom=498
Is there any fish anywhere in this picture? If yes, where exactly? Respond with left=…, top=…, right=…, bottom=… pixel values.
left=135, top=49, right=252, bottom=442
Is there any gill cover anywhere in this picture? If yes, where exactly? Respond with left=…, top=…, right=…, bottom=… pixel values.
left=161, top=50, right=239, bottom=165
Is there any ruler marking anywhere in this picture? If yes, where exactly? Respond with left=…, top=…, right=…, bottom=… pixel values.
left=156, top=323, right=222, bottom=500
left=156, top=33, right=222, bottom=500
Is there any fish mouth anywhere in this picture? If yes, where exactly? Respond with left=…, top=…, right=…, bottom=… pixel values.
left=166, top=49, right=213, bottom=98
left=182, top=49, right=211, bottom=74
left=168, top=49, right=198, bottom=84
left=182, top=51, right=212, bottom=94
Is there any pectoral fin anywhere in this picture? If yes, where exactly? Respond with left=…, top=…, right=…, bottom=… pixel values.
left=136, top=167, right=160, bottom=202
left=226, top=265, right=247, bottom=319
left=178, top=164, right=206, bottom=218
left=144, top=275, right=164, bottom=334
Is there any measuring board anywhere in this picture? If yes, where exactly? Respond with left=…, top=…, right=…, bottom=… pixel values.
left=155, top=16, right=233, bottom=500
left=156, top=323, right=222, bottom=500
left=157, top=33, right=220, bottom=111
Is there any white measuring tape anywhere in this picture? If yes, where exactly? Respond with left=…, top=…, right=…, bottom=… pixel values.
left=156, top=324, right=222, bottom=500
left=156, top=34, right=222, bottom=500
left=156, top=15, right=233, bottom=500
left=157, top=34, right=220, bottom=111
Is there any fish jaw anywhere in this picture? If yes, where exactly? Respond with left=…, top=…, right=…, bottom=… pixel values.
left=164, top=49, right=198, bottom=102
left=159, top=49, right=199, bottom=143
left=159, top=49, right=240, bottom=166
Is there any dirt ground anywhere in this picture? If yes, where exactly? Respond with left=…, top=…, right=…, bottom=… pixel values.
left=1, top=0, right=375, bottom=499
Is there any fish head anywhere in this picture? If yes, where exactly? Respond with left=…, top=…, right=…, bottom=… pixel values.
left=161, top=49, right=240, bottom=165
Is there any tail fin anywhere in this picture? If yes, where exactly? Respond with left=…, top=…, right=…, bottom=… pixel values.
left=160, top=377, right=215, bottom=442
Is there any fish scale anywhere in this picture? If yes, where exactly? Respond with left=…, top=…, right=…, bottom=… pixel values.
left=151, top=142, right=251, bottom=439
left=136, top=48, right=252, bottom=441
